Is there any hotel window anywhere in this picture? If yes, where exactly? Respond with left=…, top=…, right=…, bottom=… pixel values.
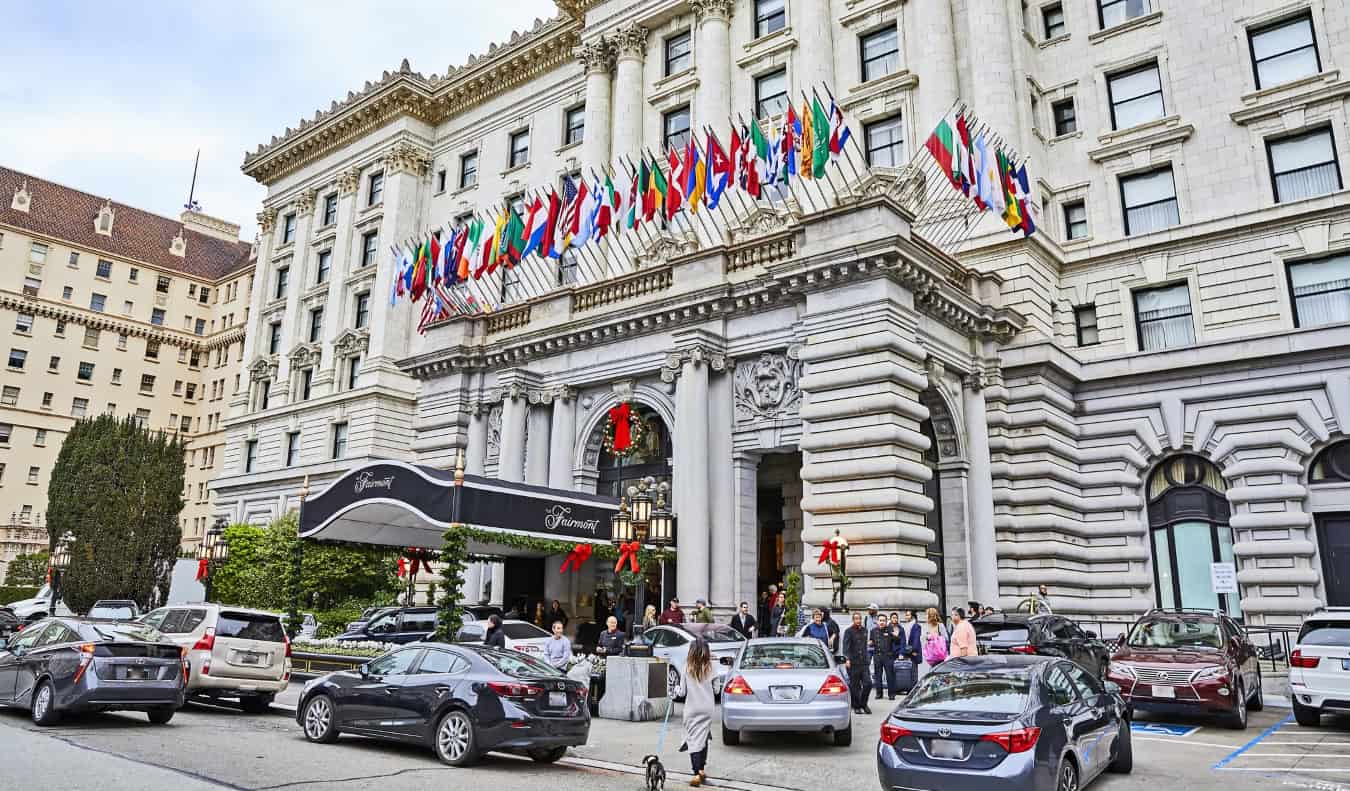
left=1289, top=253, right=1350, bottom=328
left=0, top=387, right=17, bottom=406
left=14, top=313, right=33, bottom=333
left=1052, top=98, right=1077, bottom=135
left=129, top=267, right=139, bottom=282
left=34, top=429, right=46, bottom=447
left=308, top=307, right=324, bottom=343
left=1134, top=283, right=1194, bottom=351
left=111, top=368, right=122, bottom=384
left=145, top=340, right=160, bottom=360
left=1146, top=455, right=1239, bottom=615
left=436, top=169, right=448, bottom=193
left=48, top=355, right=59, bottom=371
left=0, top=424, right=9, bottom=444
left=156, top=274, right=171, bottom=293
left=864, top=115, right=905, bottom=167
left=367, top=171, right=384, bottom=206
left=860, top=26, right=899, bottom=83
left=69, top=251, right=80, bottom=267
left=42, top=392, right=53, bottom=408
left=1098, top=0, right=1150, bottom=30
left=268, top=322, right=282, bottom=355
left=1268, top=127, right=1341, bottom=204
left=663, top=105, right=692, bottom=151
left=7, top=349, right=26, bottom=370
left=244, top=439, right=258, bottom=473
left=133, top=408, right=149, bottom=428
left=1249, top=13, right=1320, bottom=90
left=316, top=250, right=332, bottom=284
left=283, top=214, right=297, bottom=243
left=1120, top=166, right=1179, bottom=236
left=322, top=193, right=338, bottom=226
left=117, top=333, right=127, bottom=350
left=258, top=379, right=271, bottom=410
left=181, top=416, right=191, bottom=433
left=665, top=30, right=691, bottom=75
left=331, top=421, right=349, bottom=460
left=151, top=308, right=165, bottom=326
left=1043, top=3, right=1066, bottom=38
left=754, top=0, right=786, bottom=38
left=509, top=130, right=531, bottom=168
left=564, top=105, right=585, bottom=146
left=140, top=374, right=156, bottom=394
left=29, top=242, right=48, bottom=264
left=72, top=397, right=89, bottom=418
left=199, top=287, right=210, bottom=304
left=22, top=277, right=41, bottom=297
left=122, top=300, right=133, bottom=314
left=62, top=286, right=73, bottom=300
left=285, top=432, right=301, bottom=467
left=185, top=383, right=197, bottom=400
left=27, top=466, right=39, bottom=484
left=347, top=354, right=361, bottom=390
left=1107, top=63, right=1164, bottom=130
left=1063, top=200, right=1088, bottom=240
left=275, top=265, right=290, bottom=298
left=194, top=318, right=206, bottom=336
left=77, top=361, right=94, bottom=381
left=89, top=293, right=106, bottom=312
left=95, top=259, right=112, bottom=278
left=459, top=151, right=478, bottom=188
left=755, top=69, right=788, bottom=119
left=361, top=231, right=379, bottom=267
left=82, top=326, right=99, bottom=348
left=354, top=292, right=370, bottom=329
left=300, top=368, right=313, bottom=401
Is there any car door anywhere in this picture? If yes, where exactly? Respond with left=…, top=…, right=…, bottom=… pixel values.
left=363, top=610, right=401, bottom=643
left=1224, top=618, right=1259, bottom=693
left=18, top=623, right=76, bottom=707
left=1044, top=663, right=1096, bottom=776
left=342, top=648, right=424, bottom=735
left=0, top=623, right=46, bottom=702
left=1063, top=661, right=1117, bottom=779
left=1064, top=620, right=1105, bottom=674
left=396, top=611, right=438, bottom=644
left=394, top=648, right=473, bottom=740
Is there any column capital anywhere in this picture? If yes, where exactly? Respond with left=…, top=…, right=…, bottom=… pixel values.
left=661, top=344, right=730, bottom=382
left=381, top=141, right=432, bottom=176
left=691, top=0, right=735, bottom=23
left=575, top=38, right=615, bottom=75
left=336, top=167, right=361, bottom=196
left=612, top=24, right=649, bottom=61
left=295, top=189, right=318, bottom=214
left=256, top=208, right=277, bottom=234
left=962, top=372, right=985, bottom=392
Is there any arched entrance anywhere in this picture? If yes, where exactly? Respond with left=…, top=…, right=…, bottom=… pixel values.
left=920, top=417, right=946, bottom=611
left=1309, top=441, right=1350, bottom=607
left=1147, top=455, right=1239, bottom=615
left=595, top=404, right=673, bottom=501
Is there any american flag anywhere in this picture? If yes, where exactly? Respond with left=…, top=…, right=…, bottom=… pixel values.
left=555, top=175, right=579, bottom=250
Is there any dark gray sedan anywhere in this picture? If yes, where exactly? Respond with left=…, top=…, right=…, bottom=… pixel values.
left=0, top=618, right=186, bottom=725
left=877, top=656, right=1132, bottom=791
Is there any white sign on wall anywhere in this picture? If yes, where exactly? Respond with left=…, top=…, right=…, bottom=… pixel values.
left=1210, top=562, right=1238, bottom=594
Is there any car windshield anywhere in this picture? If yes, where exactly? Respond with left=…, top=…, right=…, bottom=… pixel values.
left=502, top=623, right=549, bottom=639
left=477, top=648, right=562, bottom=677
left=973, top=623, right=1032, bottom=643
left=78, top=622, right=165, bottom=642
left=1299, top=621, right=1350, bottom=647
left=88, top=606, right=136, bottom=619
left=741, top=643, right=828, bottom=670
left=216, top=612, right=286, bottom=642
left=1127, top=618, right=1222, bottom=650
left=905, top=671, right=1032, bottom=715
left=683, top=624, right=742, bottom=643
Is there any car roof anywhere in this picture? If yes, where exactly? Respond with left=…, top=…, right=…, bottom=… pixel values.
left=92, top=599, right=137, bottom=605
left=936, top=655, right=1054, bottom=671
left=743, top=636, right=829, bottom=646
left=972, top=613, right=1048, bottom=626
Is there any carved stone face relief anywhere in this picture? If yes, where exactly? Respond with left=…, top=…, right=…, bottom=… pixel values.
left=486, top=405, right=503, bottom=462
left=734, top=352, right=801, bottom=425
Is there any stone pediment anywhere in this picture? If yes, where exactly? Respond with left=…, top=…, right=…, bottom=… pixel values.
left=636, top=229, right=698, bottom=268
left=333, top=328, right=370, bottom=357
left=248, top=356, right=278, bottom=382
left=729, top=204, right=800, bottom=244
left=288, top=342, right=321, bottom=369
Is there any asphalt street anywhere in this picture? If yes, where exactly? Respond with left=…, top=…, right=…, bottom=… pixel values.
left=0, top=687, right=1345, bottom=791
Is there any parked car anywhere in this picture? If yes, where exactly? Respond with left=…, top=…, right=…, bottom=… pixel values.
left=0, top=617, right=186, bottom=725
left=279, top=612, right=319, bottom=639
left=974, top=613, right=1111, bottom=677
left=633, top=623, right=744, bottom=699
left=1289, top=607, right=1350, bottom=726
left=139, top=603, right=290, bottom=713
left=344, top=605, right=399, bottom=634
left=296, top=642, right=589, bottom=766
left=5, top=585, right=73, bottom=622
left=87, top=600, right=141, bottom=621
left=877, top=655, right=1132, bottom=791
left=720, top=637, right=852, bottom=746
left=454, top=619, right=553, bottom=657
left=337, top=606, right=439, bottom=644
left=1105, top=609, right=1262, bottom=728
left=0, top=608, right=21, bottom=639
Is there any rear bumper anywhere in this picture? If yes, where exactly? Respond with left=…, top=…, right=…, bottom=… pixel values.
left=876, top=742, right=1039, bottom=791
left=477, top=715, right=591, bottom=752
left=66, top=678, right=184, bottom=712
left=186, top=653, right=290, bottom=696
left=1289, top=683, right=1350, bottom=712
left=723, top=696, right=851, bottom=732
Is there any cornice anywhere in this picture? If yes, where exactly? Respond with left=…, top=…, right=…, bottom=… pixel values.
left=0, top=290, right=238, bottom=351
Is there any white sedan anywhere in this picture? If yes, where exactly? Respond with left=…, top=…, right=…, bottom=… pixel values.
left=1290, top=607, right=1350, bottom=726
left=453, top=619, right=553, bottom=657
left=635, top=623, right=745, bottom=699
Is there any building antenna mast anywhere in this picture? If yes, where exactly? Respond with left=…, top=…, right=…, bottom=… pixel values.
left=184, top=149, right=202, bottom=212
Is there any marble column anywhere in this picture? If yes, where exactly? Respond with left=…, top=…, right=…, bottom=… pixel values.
left=467, top=403, right=489, bottom=475
left=732, top=452, right=761, bottom=612
left=489, top=562, right=505, bottom=606
left=498, top=388, right=528, bottom=482
left=578, top=40, right=614, bottom=170
left=525, top=399, right=552, bottom=486
left=318, top=168, right=361, bottom=388
left=548, top=387, right=577, bottom=490
left=693, top=0, right=733, bottom=131
left=965, top=0, right=1019, bottom=150
left=912, top=0, right=959, bottom=133
left=463, top=561, right=482, bottom=604
left=611, top=25, right=649, bottom=162
left=793, top=0, right=835, bottom=98
left=276, top=188, right=317, bottom=395
left=666, top=342, right=725, bottom=605
left=708, top=366, right=734, bottom=610
left=962, top=372, right=998, bottom=604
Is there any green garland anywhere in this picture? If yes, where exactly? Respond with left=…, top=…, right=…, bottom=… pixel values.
left=435, top=528, right=469, bottom=641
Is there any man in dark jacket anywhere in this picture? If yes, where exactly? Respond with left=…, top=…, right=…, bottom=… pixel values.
left=729, top=601, right=756, bottom=639
left=547, top=599, right=569, bottom=630
left=869, top=614, right=897, bottom=700
left=483, top=615, right=507, bottom=649
left=841, top=611, right=872, bottom=714
left=596, top=615, right=626, bottom=656
left=658, top=598, right=685, bottom=625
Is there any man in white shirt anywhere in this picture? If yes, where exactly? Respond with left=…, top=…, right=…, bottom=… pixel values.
left=543, top=621, right=572, bottom=668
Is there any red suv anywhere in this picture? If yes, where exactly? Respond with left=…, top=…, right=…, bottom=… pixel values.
left=1105, top=609, right=1263, bottom=729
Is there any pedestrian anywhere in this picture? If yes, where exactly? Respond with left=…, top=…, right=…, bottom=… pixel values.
left=547, top=599, right=569, bottom=629
left=820, top=607, right=840, bottom=651
left=950, top=607, right=978, bottom=658
left=919, top=607, right=948, bottom=679
left=1033, top=584, right=1053, bottom=614
left=544, top=621, right=572, bottom=668
left=659, top=598, right=686, bottom=625
left=596, top=615, right=626, bottom=656
left=982, top=605, right=996, bottom=618
left=769, top=593, right=786, bottom=636
left=642, top=604, right=658, bottom=630
left=869, top=613, right=897, bottom=701
left=841, top=611, right=872, bottom=714
left=966, top=601, right=981, bottom=621
left=692, top=599, right=713, bottom=624
left=534, top=601, right=547, bottom=628
left=677, top=638, right=716, bottom=787
left=864, top=603, right=880, bottom=633
left=483, top=614, right=507, bottom=649
left=729, top=601, right=756, bottom=639
left=802, top=609, right=831, bottom=645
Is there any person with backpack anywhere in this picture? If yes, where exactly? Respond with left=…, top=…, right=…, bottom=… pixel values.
left=919, top=607, right=948, bottom=679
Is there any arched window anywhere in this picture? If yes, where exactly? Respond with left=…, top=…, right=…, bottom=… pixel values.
left=1147, top=455, right=1240, bottom=616
left=1311, top=441, right=1350, bottom=482
left=596, top=404, right=673, bottom=500
left=1308, top=441, right=1350, bottom=607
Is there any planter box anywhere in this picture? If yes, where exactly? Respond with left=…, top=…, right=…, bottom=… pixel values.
left=291, top=651, right=376, bottom=678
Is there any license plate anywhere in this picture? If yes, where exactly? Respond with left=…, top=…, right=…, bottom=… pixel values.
left=770, top=686, right=801, bottom=702
left=238, top=652, right=262, bottom=665
left=548, top=691, right=567, bottom=708
left=124, top=667, right=148, bottom=680
left=929, top=739, right=964, bottom=760
left=1151, top=685, right=1176, bottom=699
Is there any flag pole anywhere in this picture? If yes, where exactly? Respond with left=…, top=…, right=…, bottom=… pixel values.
left=683, top=133, right=725, bottom=246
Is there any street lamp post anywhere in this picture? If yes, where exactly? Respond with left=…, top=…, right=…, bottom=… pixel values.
left=609, top=477, right=677, bottom=638
left=50, top=531, right=74, bottom=616
left=198, top=518, right=229, bottom=602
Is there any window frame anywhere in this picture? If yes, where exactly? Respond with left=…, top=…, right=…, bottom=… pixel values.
left=244, top=439, right=258, bottom=473
left=564, top=105, right=585, bottom=147
left=1247, top=12, right=1321, bottom=91
left=664, top=30, right=692, bottom=76
left=864, top=114, right=905, bottom=168
left=1043, top=2, right=1066, bottom=39
left=1265, top=125, right=1342, bottom=204
left=508, top=129, right=531, bottom=169
left=1132, top=282, right=1195, bottom=352
left=753, top=0, right=786, bottom=39
left=1287, top=253, right=1350, bottom=329
left=354, top=292, right=371, bottom=329
left=859, top=25, right=900, bottom=84
left=1074, top=305, right=1100, bottom=346
left=367, top=171, right=384, bottom=207
left=322, top=193, right=338, bottom=226
left=331, top=421, right=349, bottom=460
left=1097, top=0, right=1152, bottom=31
left=316, top=249, right=332, bottom=284
left=1063, top=200, right=1088, bottom=240
left=275, top=265, right=290, bottom=299
left=361, top=231, right=379, bottom=267
left=754, top=68, right=789, bottom=119
left=663, top=105, right=692, bottom=152
left=308, top=307, right=324, bottom=343
left=1119, top=166, right=1179, bottom=237
left=1106, top=61, right=1165, bottom=131
left=285, top=431, right=300, bottom=467
left=1051, top=98, right=1077, bottom=136
left=459, top=151, right=478, bottom=189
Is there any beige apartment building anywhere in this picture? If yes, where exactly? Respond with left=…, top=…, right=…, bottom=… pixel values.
left=0, top=166, right=254, bottom=581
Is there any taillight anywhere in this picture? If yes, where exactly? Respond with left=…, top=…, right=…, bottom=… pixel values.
left=180, top=647, right=190, bottom=684
left=486, top=681, right=543, bottom=699
left=723, top=675, right=754, bottom=696
left=817, top=674, right=848, bottom=696
left=1291, top=650, right=1320, bottom=669
left=72, top=643, right=96, bottom=684
left=880, top=722, right=912, bottom=745
left=982, top=727, right=1042, bottom=753
left=192, top=627, right=215, bottom=652
left=1009, top=645, right=1037, bottom=655
left=283, top=631, right=292, bottom=658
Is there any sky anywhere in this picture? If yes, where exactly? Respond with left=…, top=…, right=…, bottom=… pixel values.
left=0, top=1, right=558, bottom=241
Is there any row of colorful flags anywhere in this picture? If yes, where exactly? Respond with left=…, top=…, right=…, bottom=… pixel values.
left=924, top=108, right=1038, bottom=237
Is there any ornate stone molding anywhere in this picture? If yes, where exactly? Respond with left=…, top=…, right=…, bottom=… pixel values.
left=486, top=404, right=503, bottom=461
left=734, top=352, right=802, bottom=425
left=575, top=38, right=615, bottom=75
left=336, top=168, right=361, bottom=196
left=612, top=24, right=649, bottom=60
left=530, top=384, right=577, bottom=404
left=637, top=228, right=698, bottom=267
left=295, top=189, right=318, bottom=214
left=248, top=357, right=278, bottom=382
left=660, top=344, right=730, bottom=383
left=382, top=142, right=432, bottom=176
left=963, top=371, right=986, bottom=392
left=257, top=208, right=277, bottom=234
left=288, top=342, right=321, bottom=369
left=333, top=329, right=370, bottom=357
left=691, top=0, right=735, bottom=23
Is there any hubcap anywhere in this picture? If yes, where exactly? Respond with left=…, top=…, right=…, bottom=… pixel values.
left=305, top=698, right=331, bottom=739
left=438, top=713, right=470, bottom=761
left=34, top=686, right=49, bottom=719
left=1060, top=763, right=1077, bottom=791
left=667, top=666, right=679, bottom=697
left=1237, top=687, right=1246, bottom=721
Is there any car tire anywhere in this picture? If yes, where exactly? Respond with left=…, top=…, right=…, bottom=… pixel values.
left=1224, top=683, right=1248, bottom=729
left=1107, top=723, right=1133, bottom=774
left=434, top=709, right=478, bottom=767
left=1056, top=756, right=1079, bottom=791
left=833, top=724, right=853, bottom=747
left=147, top=707, right=175, bottom=725
left=1248, top=671, right=1264, bottom=712
left=302, top=694, right=340, bottom=744
left=31, top=681, right=60, bottom=726
left=529, top=746, right=568, bottom=763
left=722, top=724, right=740, bottom=746
left=668, top=665, right=685, bottom=702
left=240, top=694, right=273, bottom=715
left=1293, top=699, right=1321, bottom=727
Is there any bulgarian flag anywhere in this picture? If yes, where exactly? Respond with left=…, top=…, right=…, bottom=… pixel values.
left=925, top=112, right=963, bottom=192
left=811, top=96, right=831, bottom=179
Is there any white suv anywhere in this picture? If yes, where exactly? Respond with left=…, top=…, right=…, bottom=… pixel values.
left=1289, top=607, right=1350, bottom=726
left=140, top=604, right=291, bottom=713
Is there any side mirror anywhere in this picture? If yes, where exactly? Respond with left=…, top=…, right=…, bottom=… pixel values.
left=1084, top=631, right=1098, bottom=640
left=835, top=655, right=848, bottom=665
left=1115, top=634, right=1127, bottom=648
left=718, top=655, right=734, bottom=666
left=358, top=663, right=370, bottom=678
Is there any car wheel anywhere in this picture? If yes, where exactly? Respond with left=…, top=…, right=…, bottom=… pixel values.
left=667, top=665, right=684, bottom=702
left=1107, top=722, right=1133, bottom=773
left=1248, top=671, right=1264, bottom=712
left=529, top=746, right=568, bottom=763
left=833, top=724, right=853, bottom=747
left=1056, top=757, right=1079, bottom=791
left=722, top=723, right=740, bottom=746
left=31, top=681, right=59, bottom=726
left=1293, top=699, right=1321, bottom=727
left=434, top=709, right=478, bottom=767
left=1224, top=683, right=1248, bottom=729
left=147, top=707, right=175, bottom=725
left=302, top=694, right=339, bottom=743
left=240, top=694, right=273, bottom=714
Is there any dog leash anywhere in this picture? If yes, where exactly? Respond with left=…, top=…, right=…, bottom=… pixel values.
left=654, top=690, right=675, bottom=754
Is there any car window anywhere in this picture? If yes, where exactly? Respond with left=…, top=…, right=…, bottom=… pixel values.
left=684, top=624, right=741, bottom=643
left=1048, top=619, right=1077, bottom=640
left=456, top=624, right=484, bottom=642
left=1062, top=663, right=1103, bottom=698
left=502, top=623, right=549, bottom=640
left=140, top=609, right=168, bottom=629
left=159, top=609, right=189, bottom=633
left=1042, top=666, right=1079, bottom=707
left=973, top=623, right=1032, bottom=643
left=400, top=612, right=438, bottom=632
left=181, top=609, right=207, bottom=633
left=418, top=649, right=469, bottom=675
left=216, top=612, right=286, bottom=642
left=906, top=670, right=1032, bottom=715
left=1127, top=618, right=1222, bottom=650
left=79, top=622, right=166, bottom=643
left=88, top=605, right=137, bottom=619
left=477, top=648, right=562, bottom=677
left=39, top=624, right=78, bottom=646
left=9, top=623, right=47, bottom=649
left=368, top=611, right=399, bottom=633
left=741, top=642, right=829, bottom=669
left=369, top=649, right=422, bottom=676
left=1298, top=621, right=1350, bottom=646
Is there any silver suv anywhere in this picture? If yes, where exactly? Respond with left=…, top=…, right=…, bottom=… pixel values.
left=139, top=604, right=291, bottom=713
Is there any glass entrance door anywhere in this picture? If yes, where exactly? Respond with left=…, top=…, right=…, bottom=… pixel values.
left=1316, top=514, right=1350, bottom=607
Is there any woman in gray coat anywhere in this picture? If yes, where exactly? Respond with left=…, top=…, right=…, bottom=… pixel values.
left=678, top=638, right=716, bottom=786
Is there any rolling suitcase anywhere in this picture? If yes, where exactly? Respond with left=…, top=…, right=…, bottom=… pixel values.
left=891, top=658, right=916, bottom=693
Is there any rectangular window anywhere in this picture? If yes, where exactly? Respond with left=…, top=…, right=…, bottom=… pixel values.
left=354, top=292, right=370, bottom=329
left=14, top=313, right=33, bottom=333
left=129, top=267, right=139, bottom=282
left=0, top=424, right=9, bottom=443
left=42, top=392, right=53, bottom=408
left=122, top=300, right=133, bottom=314
left=347, top=354, right=361, bottom=390
left=7, top=349, right=26, bottom=369
left=244, top=439, right=258, bottom=473
left=89, top=293, right=106, bottom=312
left=331, top=422, right=349, bottom=459
left=509, top=130, right=531, bottom=168
left=281, top=212, right=296, bottom=244
left=367, top=171, right=384, bottom=206
left=754, top=0, right=786, bottom=38
left=564, top=105, right=585, bottom=146
left=1120, top=166, right=1179, bottom=235
left=275, top=266, right=289, bottom=299
left=860, top=26, right=900, bottom=83
left=27, top=466, right=39, bottom=484
left=1098, top=0, right=1151, bottom=29
left=436, top=169, right=448, bottom=193
left=156, top=275, right=171, bottom=293
left=77, top=361, right=94, bottom=381
left=322, top=193, right=338, bottom=226
left=316, top=250, right=332, bottom=284
left=1063, top=200, right=1088, bottom=240
left=268, top=322, right=282, bottom=355
left=117, top=333, right=127, bottom=350
left=300, top=368, right=313, bottom=401
left=48, top=355, right=59, bottom=371
left=1249, top=13, right=1319, bottom=89
left=29, top=242, right=48, bottom=264
left=1289, top=253, right=1350, bottom=328
left=111, top=368, right=122, bottom=384
left=33, top=429, right=46, bottom=447
left=459, top=151, right=478, bottom=188
left=309, top=307, right=324, bottom=343
left=185, top=383, right=197, bottom=400
left=663, top=105, right=692, bottom=151
left=1268, top=127, right=1341, bottom=203
left=72, top=397, right=89, bottom=418
left=22, top=277, right=41, bottom=297
left=194, top=318, right=206, bottom=336
left=1134, top=283, right=1194, bottom=351
left=82, top=326, right=99, bottom=348
left=1043, top=3, right=1066, bottom=38
left=95, top=259, right=112, bottom=278
left=1052, top=98, right=1077, bottom=135
left=258, top=379, right=271, bottom=410
left=0, top=387, right=17, bottom=407
left=865, top=115, right=905, bottom=167
left=63, top=287, right=73, bottom=301
left=755, top=69, right=788, bottom=119
left=140, top=374, right=156, bottom=393
left=69, top=251, right=80, bottom=267
left=199, top=287, right=210, bottom=304
left=361, top=231, right=379, bottom=267
left=285, top=432, right=300, bottom=467
left=145, top=340, right=160, bottom=360
left=151, top=308, right=165, bottom=325
left=665, top=30, right=691, bottom=75
left=132, top=408, right=149, bottom=428
left=1107, top=63, right=1164, bottom=130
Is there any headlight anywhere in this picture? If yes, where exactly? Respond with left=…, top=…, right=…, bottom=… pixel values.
left=1193, top=665, right=1228, bottom=682
left=1107, top=662, right=1136, bottom=678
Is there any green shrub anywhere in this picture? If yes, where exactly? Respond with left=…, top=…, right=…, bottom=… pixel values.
left=0, top=586, right=39, bottom=606
left=313, top=602, right=366, bottom=639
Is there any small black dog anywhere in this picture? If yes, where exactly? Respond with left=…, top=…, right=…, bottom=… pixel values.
left=643, top=754, right=666, bottom=791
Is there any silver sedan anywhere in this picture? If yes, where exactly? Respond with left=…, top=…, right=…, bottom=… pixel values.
left=719, top=638, right=852, bottom=746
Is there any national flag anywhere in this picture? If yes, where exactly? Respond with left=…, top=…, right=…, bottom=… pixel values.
left=624, top=166, right=640, bottom=229
left=682, top=141, right=704, bottom=212
left=451, top=223, right=469, bottom=281
left=556, top=175, right=580, bottom=251
left=651, top=155, right=670, bottom=221
left=541, top=190, right=563, bottom=258
left=571, top=178, right=600, bottom=247
left=596, top=174, right=619, bottom=238
left=954, top=113, right=976, bottom=197
left=706, top=130, right=731, bottom=210
left=827, top=100, right=852, bottom=155
left=997, top=148, right=1021, bottom=230
left=391, top=245, right=412, bottom=304
left=428, top=233, right=442, bottom=286
left=925, top=112, right=961, bottom=192
left=728, top=125, right=742, bottom=191
left=477, top=211, right=505, bottom=277
left=811, top=96, right=831, bottom=179
left=498, top=205, right=526, bottom=266
left=785, top=103, right=801, bottom=180
left=462, top=218, right=484, bottom=279
left=519, top=196, right=547, bottom=260
left=750, top=119, right=772, bottom=189
left=972, top=132, right=992, bottom=211
left=639, top=158, right=656, bottom=221
left=741, top=123, right=761, bottom=198
left=1014, top=163, right=1036, bottom=236
left=411, top=237, right=429, bottom=300
left=665, top=147, right=684, bottom=219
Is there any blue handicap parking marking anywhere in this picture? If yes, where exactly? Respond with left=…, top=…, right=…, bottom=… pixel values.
left=1131, top=721, right=1201, bottom=738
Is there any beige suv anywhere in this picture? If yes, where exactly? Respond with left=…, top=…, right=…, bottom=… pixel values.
left=139, top=604, right=291, bottom=712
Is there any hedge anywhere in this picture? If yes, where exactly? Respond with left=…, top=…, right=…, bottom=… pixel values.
left=0, top=586, right=40, bottom=606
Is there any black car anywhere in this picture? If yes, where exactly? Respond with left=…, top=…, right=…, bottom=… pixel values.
left=0, top=617, right=186, bottom=725
left=974, top=614, right=1111, bottom=677
left=337, top=606, right=440, bottom=644
left=0, top=608, right=21, bottom=639
left=297, top=642, right=589, bottom=766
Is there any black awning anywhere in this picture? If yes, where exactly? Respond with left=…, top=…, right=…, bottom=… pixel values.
left=299, top=461, right=618, bottom=550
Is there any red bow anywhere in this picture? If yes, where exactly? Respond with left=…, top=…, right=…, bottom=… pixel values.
left=609, top=403, right=632, bottom=451
left=817, top=538, right=841, bottom=566
left=195, top=557, right=210, bottom=582
left=396, top=557, right=407, bottom=577
left=614, top=541, right=641, bottom=573
left=560, top=543, right=593, bottom=573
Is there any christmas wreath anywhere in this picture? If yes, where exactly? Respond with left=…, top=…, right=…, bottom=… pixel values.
left=601, top=402, right=644, bottom=458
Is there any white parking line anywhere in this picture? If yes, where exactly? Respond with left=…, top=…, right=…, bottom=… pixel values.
left=1243, top=754, right=1350, bottom=758
left=1133, top=737, right=1247, bottom=750
left=1218, top=769, right=1350, bottom=773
